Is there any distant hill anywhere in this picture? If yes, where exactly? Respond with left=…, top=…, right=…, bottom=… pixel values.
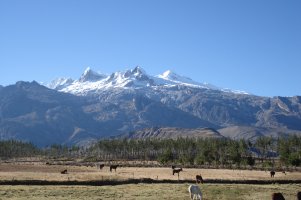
left=218, top=126, right=301, bottom=141
left=0, top=81, right=101, bottom=146
left=119, top=127, right=224, bottom=139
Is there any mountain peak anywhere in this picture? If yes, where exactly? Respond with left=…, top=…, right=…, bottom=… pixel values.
left=46, top=66, right=249, bottom=95
left=158, top=70, right=193, bottom=83
left=132, top=66, right=146, bottom=75
left=47, top=77, right=74, bottom=90
left=79, top=67, right=106, bottom=82
left=83, top=67, right=92, bottom=75
left=124, top=66, right=147, bottom=78
left=157, top=70, right=222, bottom=90
left=160, top=70, right=179, bottom=80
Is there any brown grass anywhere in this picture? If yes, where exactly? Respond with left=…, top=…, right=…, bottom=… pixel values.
left=0, top=162, right=300, bottom=182
left=0, top=162, right=300, bottom=199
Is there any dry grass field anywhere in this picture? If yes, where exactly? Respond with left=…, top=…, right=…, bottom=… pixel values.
left=0, top=162, right=300, bottom=199
left=0, top=162, right=300, bottom=182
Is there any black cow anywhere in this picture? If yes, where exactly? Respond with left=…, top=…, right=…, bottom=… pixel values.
left=297, top=191, right=301, bottom=200
left=110, top=164, right=119, bottom=172
left=272, top=192, right=285, bottom=200
left=270, top=171, right=275, bottom=178
left=99, top=164, right=105, bottom=170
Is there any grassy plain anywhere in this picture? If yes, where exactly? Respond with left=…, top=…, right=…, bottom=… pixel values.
left=0, top=183, right=300, bottom=200
left=0, top=162, right=300, bottom=182
left=0, top=162, right=300, bottom=199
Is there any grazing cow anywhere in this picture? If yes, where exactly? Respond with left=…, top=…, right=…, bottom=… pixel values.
left=172, top=168, right=183, bottom=176
left=99, top=164, right=105, bottom=170
left=188, top=184, right=202, bottom=200
left=272, top=192, right=285, bottom=200
left=61, top=169, right=68, bottom=174
left=270, top=171, right=276, bottom=178
left=110, top=164, right=119, bottom=172
left=297, top=191, right=301, bottom=200
left=196, top=175, right=204, bottom=184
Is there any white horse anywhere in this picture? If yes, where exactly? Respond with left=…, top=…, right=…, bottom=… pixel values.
left=188, top=184, right=202, bottom=200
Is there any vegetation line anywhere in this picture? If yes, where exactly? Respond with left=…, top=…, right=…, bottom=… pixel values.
left=1, top=179, right=301, bottom=186
left=1, top=135, right=301, bottom=170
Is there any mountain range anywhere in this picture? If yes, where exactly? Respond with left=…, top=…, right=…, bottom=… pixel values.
left=0, top=66, right=300, bottom=146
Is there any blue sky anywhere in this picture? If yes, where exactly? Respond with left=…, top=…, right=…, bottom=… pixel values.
left=0, top=0, right=300, bottom=97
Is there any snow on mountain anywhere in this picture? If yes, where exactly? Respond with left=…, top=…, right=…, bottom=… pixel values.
left=158, top=70, right=195, bottom=83
left=105, top=66, right=155, bottom=88
left=155, top=70, right=219, bottom=90
left=47, top=77, right=74, bottom=90
left=79, top=67, right=107, bottom=82
left=221, top=88, right=249, bottom=95
left=46, top=66, right=248, bottom=95
left=157, top=70, right=248, bottom=94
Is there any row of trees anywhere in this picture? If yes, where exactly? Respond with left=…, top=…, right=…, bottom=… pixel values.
left=88, top=138, right=255, bottom=167
left=88, top=135, right=301, bottom=168
left=0, top=140, right=40, bottom=158
left=0, top=135, right=300, bottom=168
left=88, top=138, right=249, bottom=166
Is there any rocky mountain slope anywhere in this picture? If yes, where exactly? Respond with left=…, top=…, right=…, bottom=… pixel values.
left=119, top=127, right=224, bottom=139
left=0, top=81, right=101, bottom=146
left=0, top=80, right=212, bottom=146
left=0, top=66, right=300, bottom=146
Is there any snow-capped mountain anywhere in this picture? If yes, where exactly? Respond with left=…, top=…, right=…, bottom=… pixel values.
left=46, top=66, right=248, bottom=96
left=1, top=68, right=301, bottom=147
left=79, top=67, right=107, bottom=82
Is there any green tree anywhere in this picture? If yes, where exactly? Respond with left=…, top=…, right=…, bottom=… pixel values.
left=158, top=148, right=174, bottom=164
left=288, top=152, right=301, bottom=167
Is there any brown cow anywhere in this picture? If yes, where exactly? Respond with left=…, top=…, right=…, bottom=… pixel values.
left=61, top=169, right=68, bottom=174
left=272, top=192, right=285, bottom=200
left=270, top=171, right=275, bottom=178
left=172, top=168, right=183, bottom=176
left=110, top=164, right=119, bottom=172
left=196, top=175, right=204, bottom=184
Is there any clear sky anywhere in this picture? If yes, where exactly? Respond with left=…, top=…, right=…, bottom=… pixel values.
left=0, top=0, right=300, bottom=97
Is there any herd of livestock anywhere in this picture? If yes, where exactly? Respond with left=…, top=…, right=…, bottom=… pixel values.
left=57, top=163, right=300, bottom=200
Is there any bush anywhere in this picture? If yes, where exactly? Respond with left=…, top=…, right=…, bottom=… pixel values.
left=288, top=153, right=301, bottom=167
left=246, top=156, right=255, bottom=167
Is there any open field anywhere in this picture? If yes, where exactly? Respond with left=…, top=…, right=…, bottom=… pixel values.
left=0, top=183, right=300, bottom=200
left=0, top=162, right=301, bottom=182
left=0, top=162, right=300, bottom=199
